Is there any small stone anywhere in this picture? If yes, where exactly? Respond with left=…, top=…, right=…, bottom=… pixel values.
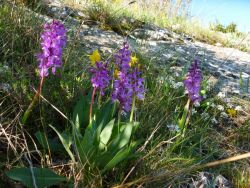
left=0, top=83, right=11, bottom=92
left=235, top=106, right=243, bottom=111
left=215, top=42, right=222, bottom=47
left=211, top=117, right=218, bottom=124
left=225, top=72, right=239, bottom=79
left=232, top=89, right=240, bottom=94
left=172, top=24, right=181, bottom=31
left=217, top=92, right=226, bottom=98
left=163, top=53, right=173, bottom=59
left=217, top=105, right=225, bottom=111
left=192, top=172, right=213, bottom=188
left=220, top=112, right=228, bottom=118
left=214, top=175, right=232, bottom=188
left=166, top=124, right=180, bottom=132
left=148, top=41, right=157, bottom=46
left=197, top=51, right=204, bottom=55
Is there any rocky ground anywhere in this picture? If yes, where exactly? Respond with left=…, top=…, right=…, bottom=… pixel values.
left=4, top=0, right=246, bottom=127
left=42, top=0, right=250, bottom=101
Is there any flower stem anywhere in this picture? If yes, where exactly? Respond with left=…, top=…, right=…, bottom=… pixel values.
left=129, top=95, right=136, bottom=122
left=98, top=93, right=102, bottom=109
left=118, top=108, right=121, bottom=133
left=185, top=103, right=193, bottom=129
left=89, top=87, right=97, bottom=123
left=22, top=76, right=45, bottom=124
left=178, top=99, right=190, bottom=133
left=181, top=99, right=194, bottom=136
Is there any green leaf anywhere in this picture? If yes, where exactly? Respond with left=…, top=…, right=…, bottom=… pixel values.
left=109, top=122, right=134, bottom=151
left=117, top=122, right=134, bottom=149
left=82, top=121, right=97, bottom=146
left=99, top=119, right=115, bottom=150
left=98, top=140, right=141, bottom=171
left=72, top=95, right=90, bottom=130
left=49, top=125, right=75, bottom=162
left=94, top=101, right=116, bottom=145
left=35, top=131, right=49, bottom=150
left=74, top=121, right=97, bottom=164
left=95, top=101, right=115, bottom=126
left=95, top=151, right=114, bottom=169
left=6, top=167, right=66, bottom=188
left=178, top=99, right=190, bottom=132
left=103, top=147, right=131, bottom=172
left=74, top=114, right=81, bottom=134
left=35, top=131, right=62, bottom=152
left=73, top=128, right=86, bottom=163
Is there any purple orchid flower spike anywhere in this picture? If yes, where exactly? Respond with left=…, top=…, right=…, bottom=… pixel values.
left=36, top=20, right=67, bottom=77
left=112, top=43, right=145, bottom=113
left=112, top=71, right=133, bottom=112
left=183, top=59, right=203, bottom=105
left=22, top=20, right=67, bottom=124
left=90, top=61, right=111, bottom=96
left=114, top=42, right=131, bottom=73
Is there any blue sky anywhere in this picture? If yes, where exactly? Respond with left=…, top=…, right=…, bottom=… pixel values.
left=189, top=0, right=250, bottom=32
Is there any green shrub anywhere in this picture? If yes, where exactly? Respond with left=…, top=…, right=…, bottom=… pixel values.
left=211, top=21, right=238, bottom=33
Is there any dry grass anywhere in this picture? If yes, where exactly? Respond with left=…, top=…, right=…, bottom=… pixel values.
left=61, top=0, right=250, bottom=53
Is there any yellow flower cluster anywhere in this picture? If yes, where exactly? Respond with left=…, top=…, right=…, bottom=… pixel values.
left=114, top=69, right=120, bottom=79
left=227, top=108, right=237, bottom=118
left=89, top=51, right=141, bottom=80
left=129, top=56, right=138, bottom=67
left=89, top=49, right=101, bottom=65
left=129, top=55, right=141, bottom=69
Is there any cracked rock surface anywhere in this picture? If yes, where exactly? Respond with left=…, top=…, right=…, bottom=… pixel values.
left=27, top=1, right=250, bottom=100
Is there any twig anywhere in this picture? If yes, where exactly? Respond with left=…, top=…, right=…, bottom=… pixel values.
left=138, top=118, right=164, bottom=152
left=37, top=90, right=69, bottom=121
left=116, top=152, right=250, bottom=187
left=142, top=133, right=181, bottom=160
left=200, top=152, right=250, bottom=168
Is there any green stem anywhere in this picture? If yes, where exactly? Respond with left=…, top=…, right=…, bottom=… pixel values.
left=118, top=108, right=121, bottom=133
left=182, top=100, right=193, bottom=136
left=129, top=95, right=136, bottom=122
left=111, top=101, right=117, bottom=118
left=98, top=93, right=102, bottom=109
left=89, top=87, right=97, bottom=123
left=185, top=102, right=193, bottom=129
left=178, top=99, right=190, bottom=134
left=22, top=76, right=44, bottom=124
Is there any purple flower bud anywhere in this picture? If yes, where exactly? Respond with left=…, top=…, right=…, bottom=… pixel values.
left=90, top=62, right=111, bottom=95
left=36, top=20, right=67, bottom=77
left=183, top=59, right=203, bottom=105
left=111, top=71, right=133, bottom=112
left=129, top=68, right=145, bottom=100
left=114, top=42, right=131, bottom=73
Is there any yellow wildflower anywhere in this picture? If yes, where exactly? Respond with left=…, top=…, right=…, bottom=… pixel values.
left=114, top=69, right=120, bottom=79
left=129, top=55, right=138, bottom=67
left=227, top=108, right=237, bottom=118
left=89, top=49, right=101, bottom=65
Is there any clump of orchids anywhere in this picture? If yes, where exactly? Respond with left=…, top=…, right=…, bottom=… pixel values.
left=89, top=42, right=145, bottom=122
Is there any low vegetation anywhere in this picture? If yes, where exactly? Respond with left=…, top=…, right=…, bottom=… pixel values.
left=60, top=0, right=250, bottom=52
left=210, top=21, right=238, bottom=33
